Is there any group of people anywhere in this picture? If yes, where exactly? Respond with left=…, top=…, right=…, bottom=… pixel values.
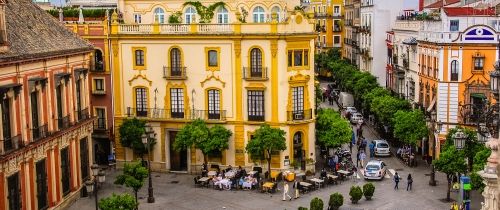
left=397, top=145, right=416, bottom=167
left=202, top=164, right=261, bottom=190
left=322, top=88, right=338, bottom=106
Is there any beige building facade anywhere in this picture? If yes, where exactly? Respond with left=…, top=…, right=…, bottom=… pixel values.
left=111, top=0, right=317, bottom=173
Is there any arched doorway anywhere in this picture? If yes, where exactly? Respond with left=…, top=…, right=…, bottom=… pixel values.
left=94, top=49, right=103, bottom=71
left=293, top=132, right=305, bottom=170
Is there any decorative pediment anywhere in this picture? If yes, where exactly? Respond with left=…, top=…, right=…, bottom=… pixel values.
left=288, top=73, right=310, bottom=84
left=128, top=73, right=152, bottom=86
left=200, top=73, right=226, bottom=88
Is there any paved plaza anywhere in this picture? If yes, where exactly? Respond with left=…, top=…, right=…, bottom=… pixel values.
left=68, top=83, right=484, bottom=210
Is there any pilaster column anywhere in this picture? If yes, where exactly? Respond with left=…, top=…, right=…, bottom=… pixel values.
left=480, top=138, right=498, bottom=210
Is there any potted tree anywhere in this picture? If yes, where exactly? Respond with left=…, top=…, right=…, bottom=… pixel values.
left=363, top=183, right=375, bottom=200
left=349, top=185, right=363, bottom=204
left=310, top=197, right=324, bottom=210
left=328, top=193, right=344, bottom=210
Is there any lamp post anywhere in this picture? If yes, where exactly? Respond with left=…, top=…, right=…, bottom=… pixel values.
left=85, top=164, right=105, bottom=210
left=142, top=124, right=156, bottom=203
left=428, top=110, right=443, bottom=186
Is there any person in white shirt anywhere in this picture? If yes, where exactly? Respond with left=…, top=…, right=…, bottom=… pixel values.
left=282, top=182, right=292, bottom=201
left=360, top=150, right=366, bottom=167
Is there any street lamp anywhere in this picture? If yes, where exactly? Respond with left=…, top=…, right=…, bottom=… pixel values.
left=142, top=124, right=156, bottom=203
left=428, top=109, right=443, bottom=186
left=86, top=164, right=105, bottom=210
left=453, top=128, right=467, bottom=150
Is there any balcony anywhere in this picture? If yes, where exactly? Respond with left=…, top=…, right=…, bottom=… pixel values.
left=94, top=118, right=107, bottom=131
left=0, top=134, right=23, bottom=155
left=287, top=109, right=313, bottom=121
left=90, top=63, right=104, bottom=72
left=333, top=26, right=342, bottom=32
left=163, top=66, right=187, bottom=80
left=31, top=124, right=48, bottom=142
left=243, top=67, right=268, bottom=81
left=126, top=107, right=227, bottom=121
left=332, top=13, right=342, bottom=18
left=360, top=25, right=371, bottom=33
left=92, top=89, right=106, bottom=95
left=75, top=107, right=90, bottom=122
left=57, top=115, right=71, bottom=130
left=314, top=12, right=328, bottom=18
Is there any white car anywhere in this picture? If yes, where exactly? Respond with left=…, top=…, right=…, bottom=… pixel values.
left=350, top=113, right=364, bottom=124
left=345, top=107, right=357, bottom=114
left=373, top=140, right=391, bottom=157
left=363, top=160, right=387, bottom=180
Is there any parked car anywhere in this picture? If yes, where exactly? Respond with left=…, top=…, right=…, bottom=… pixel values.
left=363, top=160, right=387, bottom=180
left=345, top=107, right=357, bottom=114
left=373, top=140, right=391, bottom=157
left=350, top=113, right=364, bottom=124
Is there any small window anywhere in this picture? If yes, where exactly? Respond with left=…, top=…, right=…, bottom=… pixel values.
left=333, top=36, right=340, bottom=44
left=450, top=20, right=459, bottom=32
left=208, top=50, right=218, bottom=67
left=287, top=49, right=309, bottom=68
left=450, top=60, right=459, bottom=81
left=154, top=8, right=165, bottom=24
left=135, top=50, right=144, bottom=66
left=474, top=57, right=484, bottom=70
left=334, top=6, right=340, bottom=14
left=134, top=14, right=142, bottom=24
left=185, top=7, right=197, bottom=24
left=94, top=79, right=104, bottom=91
left=253, top=6, right=265, bottom=23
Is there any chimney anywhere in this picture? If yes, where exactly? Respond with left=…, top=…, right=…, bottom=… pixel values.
left=0, top=0, right=8, bottom=53
left=419, top=0, right=424, bottom=11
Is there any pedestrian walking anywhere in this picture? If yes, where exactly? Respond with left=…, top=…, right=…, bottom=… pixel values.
left=393, top=172, right=400, bottom=190
left=360, top=150, right=366, bottom=167
left=407, top=174, right=413, bottom=191
left=369, top=141, right=375, bottom=158
left=283, top=182, right=292, bottom=201
left=450, top=202, right=459, bottom=210
left=333, top=154, right=338, bottom=172
left=293, top=180, right=300, bottom=199
left=356, top=151, right=361, bottom=167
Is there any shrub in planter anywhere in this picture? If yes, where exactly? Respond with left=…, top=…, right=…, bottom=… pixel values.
left=298, top=207, right=308, bottom=210
left=310, top=197, right=324, bottom=210
left=363, top=183, right=375, bottom=200
left=349, top=185, right=363, bottom=204
left=328, top=193, right=344, bottom=210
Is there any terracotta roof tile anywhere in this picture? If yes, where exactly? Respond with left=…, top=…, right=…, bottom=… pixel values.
left=0, top=0, right=93, bottom=63
left=443, top=7, right=496, bottom=16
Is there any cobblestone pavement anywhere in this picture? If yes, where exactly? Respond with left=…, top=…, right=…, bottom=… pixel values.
left=67, top=82, right=484, bottom=210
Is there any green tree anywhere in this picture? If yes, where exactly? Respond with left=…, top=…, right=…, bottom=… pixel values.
left=361, top=87, right=390, bottom=113
left=310, top=197, right=324, bottom=210
left=471, top=145, right=491, bottom=191
left=119, top=118, right=155, bottom=158
left=245, top=124, right=286, bottom=175
left=114, top=161, right=149, bottom=205
left=392, top=110, right=428, bottom=146
left=444, top=127, right=482, bottom=171
left=370, top=95, right=410, bottom=125
left=173, top=119, right=232, bottom=164
left=316, top=109, right=352, bottom=148
left=433, top=147, right=467, bottom=201
left=99, top=193, right=137, bottom=210
left=183, top=1, right=225, bottom=23
left=353, top=73, right=378, bottom=101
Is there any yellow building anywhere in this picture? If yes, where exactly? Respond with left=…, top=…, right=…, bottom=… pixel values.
left=110, top=0, right=317, bottom=173
left=309, top=0, right=344, bottom=53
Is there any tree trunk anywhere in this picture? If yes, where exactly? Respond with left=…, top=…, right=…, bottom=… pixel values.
left=267, top=150, right=272, bottom=180
left=135, top=190, right=138, bottom=210
left=446, top=175, right=451, bottom=202
left=203, top=153, right=208, bottom=165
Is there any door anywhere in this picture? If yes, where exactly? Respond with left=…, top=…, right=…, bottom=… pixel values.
left=60, top=147, right=70, bottom=196
left=169, top=131, right=187, bottom=171
left=7, top=172, right=20, bottom=210
left=36, top=160, right=48, bottom=210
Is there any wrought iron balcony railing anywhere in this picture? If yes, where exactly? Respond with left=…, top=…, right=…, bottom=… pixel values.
left=31, top=124, right=48, bottom=142
left=243, top=67, right=268, bottom=81
left=287, top=109, right=313, bottom=121
left=126, top=107, right=227, bottom=121
left=163, top=66, right=187, bottom=80
left=1, top=134, right=23, bottom=155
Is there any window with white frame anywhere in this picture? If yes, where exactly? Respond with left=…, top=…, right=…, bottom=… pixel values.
left=185, top=7, right=197, bottom=24
left=253, top=6, right=265, bottom=23
left=134, top=13, right=142, bottom=24
left=170, top=88, right=184, bottom=118
left=271, top=6, right=281, bottom=21
left=153, top=8, right=165, bottom=24
left=217, top=6, right=228, bottom=24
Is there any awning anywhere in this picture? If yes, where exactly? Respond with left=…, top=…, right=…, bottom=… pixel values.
left=470, top=93, right=487, bottom=99
left=427, top=96, right=437, bottom=112
left=403, top=37, right=418, bottom=45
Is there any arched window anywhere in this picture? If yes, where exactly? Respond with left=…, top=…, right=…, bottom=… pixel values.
left=154, top=8, right=165, bottom=24
left=450, top=60, right=459, bottom=81
left=185, top=7, right=197, bottom=24
left=253, top=6, right=265, bottom=23
left=170, top=48, right=182, bottom=76
left=217, top=6, right=228, bottom=24
left=271, top=6, right=281, bottom=22
left=250, top=48, right=262, bottom=76
left=135, top=50, right=144, bottom=66
left=293, top=132, right=303, bottom=164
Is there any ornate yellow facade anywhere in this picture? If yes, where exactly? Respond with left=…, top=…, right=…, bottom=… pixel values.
left=308, top=0, right=344, bottom=52
left=111, top=0, right=317, bottom=172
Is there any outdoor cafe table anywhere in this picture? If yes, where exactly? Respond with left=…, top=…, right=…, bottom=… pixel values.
left=262, top=182, right=274, bottom=192
left=309, top=178, right=324, bottom=189
left=198, top=177, right=210, bottom=182
left=299, top=182, right=313, bottom=192
left=326, top=174, right=339, bottom=184
left=225, top=171, right=235, bottom=178
left=208, top=171, right=217, bottom=177
left=337, top=170, right=350, bottom=180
